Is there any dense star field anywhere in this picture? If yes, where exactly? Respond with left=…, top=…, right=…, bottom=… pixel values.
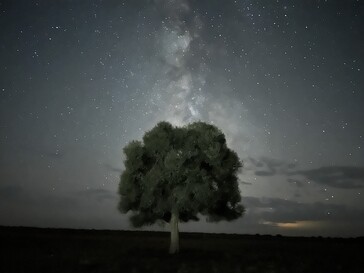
left=0, top=0, right=363, bottom=237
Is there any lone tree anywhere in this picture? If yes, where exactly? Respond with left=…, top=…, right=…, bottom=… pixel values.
left=118, top=121, right=244, bottom=254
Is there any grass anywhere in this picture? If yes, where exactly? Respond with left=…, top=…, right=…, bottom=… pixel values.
left=0, top=226, right=363, bottom=273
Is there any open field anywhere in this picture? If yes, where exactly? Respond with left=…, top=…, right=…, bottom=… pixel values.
left=0, top=226, right=363, bottom=273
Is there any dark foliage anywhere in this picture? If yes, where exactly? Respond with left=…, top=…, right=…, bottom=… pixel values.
left=118, top=121, right=244, bottom=227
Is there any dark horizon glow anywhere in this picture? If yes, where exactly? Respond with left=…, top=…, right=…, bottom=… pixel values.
left=0, top=0, right=363, bottom=237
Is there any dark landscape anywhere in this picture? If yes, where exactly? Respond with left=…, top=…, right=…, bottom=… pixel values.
left=1, top=226, right=363, bottom=273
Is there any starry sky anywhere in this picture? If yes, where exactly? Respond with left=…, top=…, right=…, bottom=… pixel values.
left=0, top=0, right=363, bottom=237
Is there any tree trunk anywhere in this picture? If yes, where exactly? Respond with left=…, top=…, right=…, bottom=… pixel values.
left=169, top=212, right=179, bottom=254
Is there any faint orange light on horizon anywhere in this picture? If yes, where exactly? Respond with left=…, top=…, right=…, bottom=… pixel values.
left=277, top=222, right=300, bottom=228
left=263, top=220, right=325, bottom=229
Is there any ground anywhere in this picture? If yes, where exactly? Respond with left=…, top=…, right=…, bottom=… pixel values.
left=0, top=226, right=363, bottom=273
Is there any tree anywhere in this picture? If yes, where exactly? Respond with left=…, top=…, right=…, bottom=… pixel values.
left=118, top=121, right=244, bottom=254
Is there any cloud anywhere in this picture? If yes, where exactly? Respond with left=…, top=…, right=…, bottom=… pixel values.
left=287, top=178, right=305, bottom=187
left=244, top=156, right=364, bottom=190
left=244, top=156, right=290, bottom=177
left=248, top=157, right=264, bottom=168
left=243, top=196, right=364, bottom=224
left=289, top=166, right=364, bottom=189
left=255, top=170, right=276, bottom=176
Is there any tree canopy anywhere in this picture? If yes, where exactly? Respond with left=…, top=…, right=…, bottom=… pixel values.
left=118, top=121, right=244, bottom=226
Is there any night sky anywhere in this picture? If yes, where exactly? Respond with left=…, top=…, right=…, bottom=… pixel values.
left=1, top=0, right=363, bottom=237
